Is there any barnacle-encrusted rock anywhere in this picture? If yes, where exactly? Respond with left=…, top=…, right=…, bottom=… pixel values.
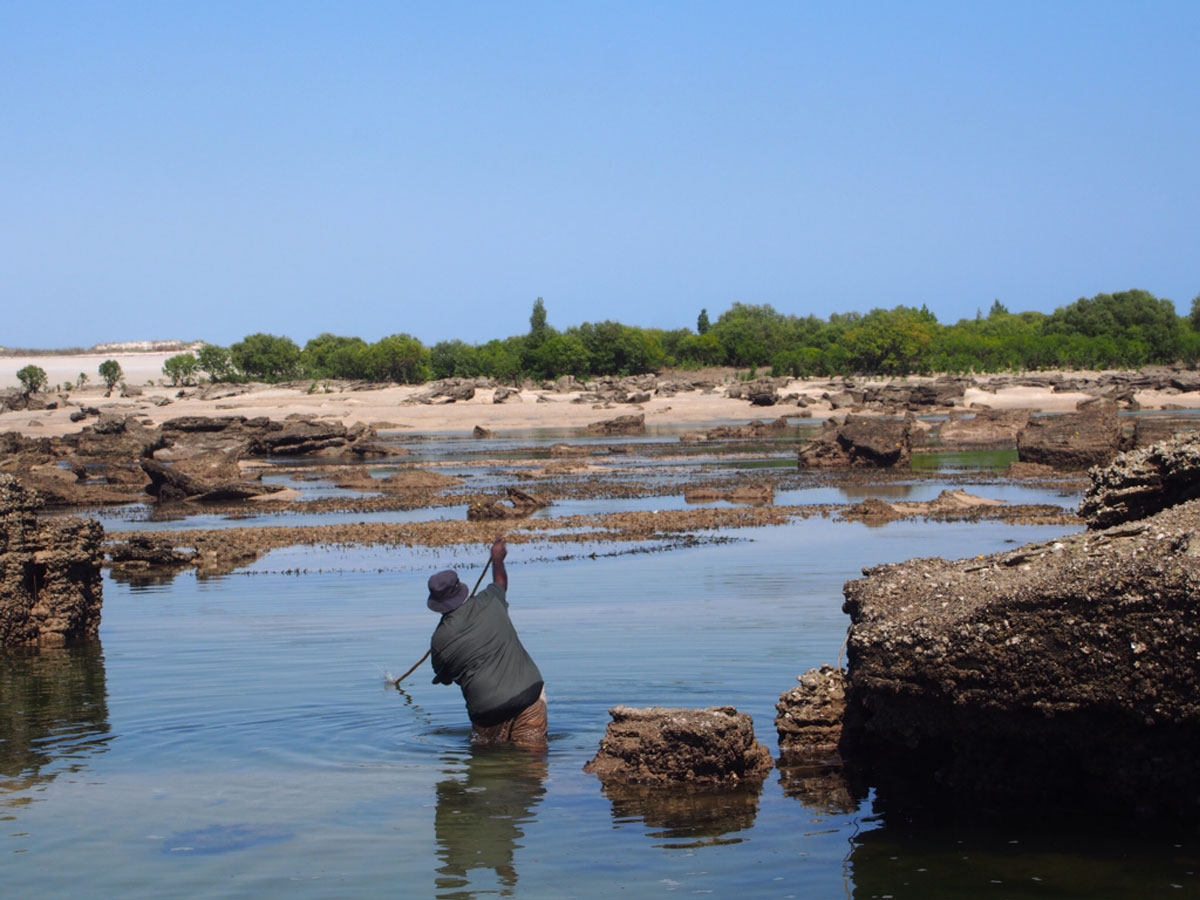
left=775, top=664, right=846, bottom=760
left=584, top=705, right=773, bottom=786
left=1079, top=432, right=1200, bottom=529
left=838, top=495, right=1200, bottom=815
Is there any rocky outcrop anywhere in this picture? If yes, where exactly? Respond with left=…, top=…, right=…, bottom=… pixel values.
left=1015, top=399, right=1128, bottom=469
left=797, top=414, right=913, bottom=468
left=746, top=379, right=780, bottom=406
left=1, top=475, right=103, bottom=647
left=837, top=494, right=1200, bottom=816
left=585, top=414, right=645, bottom=436
left=682, top=418, right=789, bottom=443
left=584, top=706, right=773, bottom=786
left=936, top=408, right=1031, bottom=447
left=156, top=414, right=387, bottom=460
left=1131, top=415, right=1197, bottom=450
left=413, top=378, right=478, bottom=403
left=467, top=486, right=550, bottom=520
left=1078, top=433, right=1200, bottom=529
left=107, top=534, right=197, bottom=573
left=840, top=489, right=1013, bottom=524
left=140, top=458, right=282, bottom=503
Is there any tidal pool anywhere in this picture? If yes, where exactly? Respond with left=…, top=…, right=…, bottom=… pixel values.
left=5, top=441, right=1200, bottom=897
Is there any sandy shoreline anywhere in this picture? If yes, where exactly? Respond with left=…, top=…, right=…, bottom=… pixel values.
left=0, top=351, right=1190, bottom=439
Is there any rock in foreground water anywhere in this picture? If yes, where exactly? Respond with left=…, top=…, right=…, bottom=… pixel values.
left=584, top=706, right=773, bottom=786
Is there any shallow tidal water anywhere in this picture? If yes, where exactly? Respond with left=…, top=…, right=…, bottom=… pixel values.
left=5, top=437, right=1200, bottom=897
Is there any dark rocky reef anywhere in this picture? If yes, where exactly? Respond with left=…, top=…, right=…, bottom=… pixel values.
left=0, top=475, right=103, bottom=647
left=584, top=705, right=773, bottom=786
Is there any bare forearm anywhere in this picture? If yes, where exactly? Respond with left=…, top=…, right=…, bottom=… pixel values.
left=490, top=536, right=508, bottom=590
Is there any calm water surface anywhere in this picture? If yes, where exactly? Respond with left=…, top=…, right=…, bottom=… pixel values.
left=5, top=440, right=1200, bottom=897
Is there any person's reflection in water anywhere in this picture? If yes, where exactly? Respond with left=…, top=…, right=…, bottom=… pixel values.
left=0, top=645, right=110, bottom=798
left=433, top=744, right=548, bottom=899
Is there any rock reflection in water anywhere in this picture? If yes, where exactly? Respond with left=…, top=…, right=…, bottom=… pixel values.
left=599, top=780, right=764, bottom=849
left=433, top=745, right=547, bottom=899
left=777, top=759, right=866, bottom=817
left=0, top=645, right=110, bottom=798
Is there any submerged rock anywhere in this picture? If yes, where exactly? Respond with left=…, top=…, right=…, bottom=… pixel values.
left=583, top=705, right=773, bottom=786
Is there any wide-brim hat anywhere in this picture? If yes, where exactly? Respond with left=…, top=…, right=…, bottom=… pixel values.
left=427, top=569, right=469, bottom=613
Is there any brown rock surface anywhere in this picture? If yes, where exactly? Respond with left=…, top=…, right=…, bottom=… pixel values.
left=467, top=486, right=550, bottom=520
left=585, top=414, right=645, bottom=436
left=0, top=475, right=104, bottom=647
left=696, top=418, right=789, bottom=441
left=140, top=458, right=281, bottom=503
left=583, top=705, right=773, bottom=786
left=1016, top=400, right=1127, bottom=469
left=797, top=414, right=913, bottom=468
left=684, top=481, right=774, bottom=505
left=937, top=408, right=1031, bottom=447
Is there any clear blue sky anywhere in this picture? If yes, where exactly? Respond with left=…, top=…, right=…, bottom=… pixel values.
left=3, top=1, right=1198, bottom=349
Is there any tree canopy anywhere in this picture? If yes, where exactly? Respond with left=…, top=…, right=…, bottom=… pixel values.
left=181, top=288, right=1197, bottom=388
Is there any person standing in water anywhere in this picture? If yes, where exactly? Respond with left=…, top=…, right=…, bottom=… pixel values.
left=427, top=537, right=547, bottom=748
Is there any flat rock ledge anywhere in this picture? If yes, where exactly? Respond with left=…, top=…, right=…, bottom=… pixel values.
left=1, top=475, right=104, bottom=647
left=583, top=705, right=773, bottom=786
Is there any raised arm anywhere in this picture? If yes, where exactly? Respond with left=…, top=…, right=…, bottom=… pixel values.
left=490, top=536, right=508, bottom=590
